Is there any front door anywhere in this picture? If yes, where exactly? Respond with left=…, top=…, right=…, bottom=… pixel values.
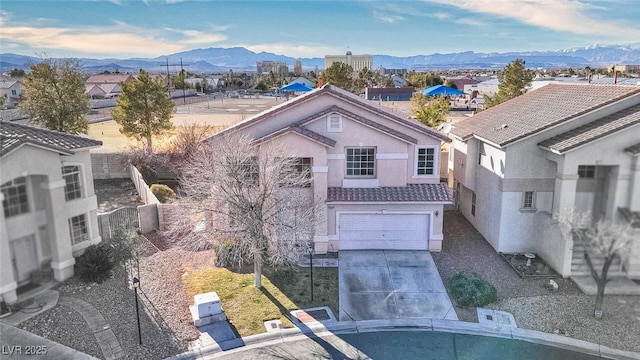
left=11, top=235, right=39, bottom=285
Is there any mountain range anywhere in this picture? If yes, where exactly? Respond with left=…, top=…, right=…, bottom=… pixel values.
left=2, top=44, right=640, bottom=74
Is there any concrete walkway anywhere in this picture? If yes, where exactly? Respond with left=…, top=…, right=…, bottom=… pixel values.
left=339, top=250, right=457, bottom=321
left=0, top=322, right=99, bottom=360
left=59, top=296, right=125, bottom=360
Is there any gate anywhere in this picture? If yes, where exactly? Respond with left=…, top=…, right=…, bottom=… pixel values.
left=98, top=207, right=140, bottom=240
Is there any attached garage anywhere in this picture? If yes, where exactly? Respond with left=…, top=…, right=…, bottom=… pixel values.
left=339, top=213, right=430, bottom=250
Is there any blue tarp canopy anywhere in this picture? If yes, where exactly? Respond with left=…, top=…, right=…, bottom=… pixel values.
left=422, top=84, right=465, bottom=96
left=279, top=83, right=313, bottom=92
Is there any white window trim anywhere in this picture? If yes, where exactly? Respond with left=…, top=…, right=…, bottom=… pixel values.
left=327, top=114, right=343, bottom=133
left=345, top=147, right=376, bottom=178
left=413, top=146, right=438, bottom=178
left=62, top=163, right=85, bottom=201
left=520, top=191, right=537, bottom=212
left=69, top=213, right=90, bottom=246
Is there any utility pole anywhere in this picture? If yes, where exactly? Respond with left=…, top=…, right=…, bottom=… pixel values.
left=164, top=58, right=190, bottom=102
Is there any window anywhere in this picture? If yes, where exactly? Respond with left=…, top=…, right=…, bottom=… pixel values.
left=478, top=142, right=486, bottom=165
left=11, top=90, right=17, bottom=96
left=522, top=191, right=535, bottom=210
left=69, top=214, right=89, bottom=245
left=62, top=165, right=82, bottom=201
left=471, top=192, right=476, bottom=217
left=578, top=165, right=596, bottom=179
left=346, top=148, right=375, bottom=177
left=327, top=115, right=342, bottom=132
left=1, top=177, right=29, bottom=218
left=281, top=157, right=312, bottom=187
left=416, top=147, right=435, bottom=175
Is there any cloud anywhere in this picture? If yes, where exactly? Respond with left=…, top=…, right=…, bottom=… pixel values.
left=455, top=17, right=485, bottom=27
left=431, top=12, right=449, bottom=20
left=376, top=13, right=405, bottom=24
left=423, top=0, right=639, bottom=40
left=0, top=21, right=227, bottom=57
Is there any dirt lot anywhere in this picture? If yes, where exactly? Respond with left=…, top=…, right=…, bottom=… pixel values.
left=89, top=96, right=280, bottom=153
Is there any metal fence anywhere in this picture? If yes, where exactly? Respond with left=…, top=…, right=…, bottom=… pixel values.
left=98, top=207, right=140, bottom=240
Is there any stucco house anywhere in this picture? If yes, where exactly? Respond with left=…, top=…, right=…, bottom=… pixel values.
left=450, top=83, right=640, bottom=279
left=206, top=84, right=453, bottom=253
left=0, top=79, right=23, bottom=109
left=1, top=122, right=102, bottom=304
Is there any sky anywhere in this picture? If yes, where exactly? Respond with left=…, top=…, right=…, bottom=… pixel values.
left=1, top=0, right=640, bottom=59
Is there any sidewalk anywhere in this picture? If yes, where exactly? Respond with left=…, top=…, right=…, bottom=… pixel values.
left=0, top=322, right=99, bottom=360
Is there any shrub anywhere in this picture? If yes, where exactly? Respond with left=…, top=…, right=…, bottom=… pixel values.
left=213, top=238, right=240, bottom=267
left=449, top=271, right=497, bottom=307
left=76, top=243, right=114, bottom=283
left=151, top=184, right=176, bottom=203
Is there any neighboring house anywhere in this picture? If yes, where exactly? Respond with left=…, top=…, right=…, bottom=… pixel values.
left=450, top=83, right=640, bottom=279
left=206, top=84, right=453, bottom=253
left=0, top=122, right=103, bottom=303
left=287, top=76, right=315, bottom=89
left=444, top=75, right=478, bottom=92
left=0, top=80, right=23, bottom=108
left=365, top=87, right=414, bottom=101
left=85, top=73, right=133, bottom=98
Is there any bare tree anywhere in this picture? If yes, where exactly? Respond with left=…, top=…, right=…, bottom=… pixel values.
left=556, top=211, right=637, bottom=318
left=167, top=132, right=317, bottom=288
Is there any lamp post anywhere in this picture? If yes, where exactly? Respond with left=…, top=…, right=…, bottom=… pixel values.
left=309, top=246, right=314, bottom=302
left=132, top=277, right=142, bottom=345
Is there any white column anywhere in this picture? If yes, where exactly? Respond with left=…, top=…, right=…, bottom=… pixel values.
left=312, top=166, right=328, bottom=254
left=604, top=166, right=630, bottom=221
left=552, top=173, right=579, bottom=216
left=0, top=193, right=18, bottom=304
left=42, top=179, right=76, bottom=281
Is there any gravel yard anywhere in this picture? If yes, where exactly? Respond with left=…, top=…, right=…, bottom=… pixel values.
left=434, top=210, right=640, bottom=352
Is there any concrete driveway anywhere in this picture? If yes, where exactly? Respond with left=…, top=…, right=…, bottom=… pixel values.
left=339, top=250, right=458, bottom=321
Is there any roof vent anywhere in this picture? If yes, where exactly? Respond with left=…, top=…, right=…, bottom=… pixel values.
left=494, top=124, right=509, bottom=131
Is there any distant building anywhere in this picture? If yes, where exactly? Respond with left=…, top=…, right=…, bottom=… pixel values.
left=378, top=67, right=407, bottom=75
left=610, top=64, right=640, bottom=74
left=287, top=76, right=315, bottom=89
left=365, top=87, right=414, bottom=101
left=256, top=61, right=288, bottom=77
left=294, top=60, right=302, bottom=75
left=325, top=51, right=373, bottom=72
left=444, top=75, right=478, bottom=92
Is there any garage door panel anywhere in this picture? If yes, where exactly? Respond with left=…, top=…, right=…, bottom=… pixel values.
left=339, top=213, right=429, bottom=250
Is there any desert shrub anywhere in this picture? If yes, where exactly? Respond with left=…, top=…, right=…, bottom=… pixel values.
left=213, top=238, right=241, bottom=267
left=76, top=243, right=114, bottom=283
left=151, top=184, right=176, bottom=203
left=449, top=271, right=497, bottom=307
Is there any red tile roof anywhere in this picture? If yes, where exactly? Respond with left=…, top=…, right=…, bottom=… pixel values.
left=451, top=84, right=640, bottom=147
left=327, top=184, right=452, bottom=203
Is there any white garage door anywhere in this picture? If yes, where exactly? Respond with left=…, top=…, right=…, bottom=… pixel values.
left=339, top=213, right=429, bottom=250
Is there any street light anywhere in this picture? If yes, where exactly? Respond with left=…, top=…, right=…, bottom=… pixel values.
left=309, top=246, right=314, bottom=302
left=132, top=277, right=142, bottom=345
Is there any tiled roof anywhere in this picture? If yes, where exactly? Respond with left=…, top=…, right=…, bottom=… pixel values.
left=85, top=74, right=133, bottom=84
left=451, top=84, right=640, bottom=147
left=538, top=103, right=640, bottom=154
left=254, top=126, right=336, bottom=148
left=295, top=105, right=418, bottom=144
left=619, top=208, right=640, bottom=228
left=206, top=84, right=450, bottom=143
left=327, top=184, right=453, bottom=203
left=624, top=142, right=640, bottom=155
left=1, top=122, right=102, bottom=157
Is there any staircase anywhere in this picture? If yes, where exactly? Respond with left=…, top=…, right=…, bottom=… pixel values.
left=570, top=244, right=626, bottom=278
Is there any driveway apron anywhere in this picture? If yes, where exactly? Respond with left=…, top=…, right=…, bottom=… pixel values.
left=339, top=250, right=458, bottom=321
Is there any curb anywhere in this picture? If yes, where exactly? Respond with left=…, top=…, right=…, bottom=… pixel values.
left=166, top=319, right=640, bottom=360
